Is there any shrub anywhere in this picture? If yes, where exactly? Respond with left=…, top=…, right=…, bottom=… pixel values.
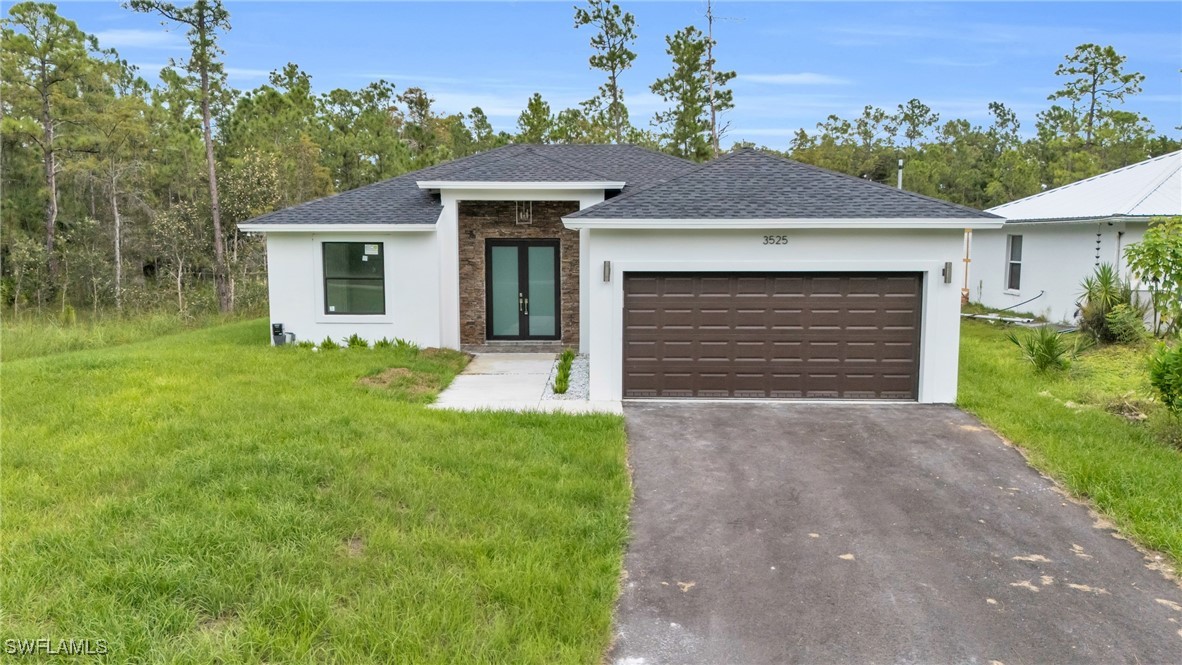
left=1006, top=326, right=1086, bottom=372
left=345, top=333, right=369, bottom=349
left=1078, top=264, right=1145, bottom=343
left=553, top=348, right=576, bottom=394
left=1105, top=304, right=1148, bottom=345
left=319, top=336, right=340, bottom=351
left=373, top=337, right=394, bottom=349
left=392, top=338, right=420, bottom=354
left=295, top=340, right=316, bottom=349
left=1148, top=341, right=1182, bottom=413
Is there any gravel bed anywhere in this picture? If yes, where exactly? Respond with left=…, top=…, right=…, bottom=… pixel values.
left=542, top=353, right=590, bottom=401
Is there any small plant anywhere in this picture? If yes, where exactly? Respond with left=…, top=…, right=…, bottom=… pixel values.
left=553, top=348, right=576, bottom=394
left=1078, top=264, right=1145, bottom=343
left=345, top=333, right=369, bottom=349
left=1006, top=326, right=1086, bottom=372
left=59, top=304, right=77, bottom=327
left=373, top=337, right=394, bottom=349
left=392, top=337, right=420, bottom=354
left=1105, top=304, right=1147, bottom=345
left=1148, top=340, right=1182, bottom=413
left=295, top=339, right=316, bottom=349
left=319, top=336, right=340, bottom=351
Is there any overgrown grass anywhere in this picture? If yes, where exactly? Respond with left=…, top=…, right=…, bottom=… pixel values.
left=959, top=321, right=1182, bottom=569
left=1, top=309, right=260, bottom=362
left=1, top=320, right=630, bottom=663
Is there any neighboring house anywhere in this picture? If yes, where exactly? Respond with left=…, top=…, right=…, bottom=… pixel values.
left=240, top=145, right=1001, bottom=403
left=972, top=151, right=1182, bottom=323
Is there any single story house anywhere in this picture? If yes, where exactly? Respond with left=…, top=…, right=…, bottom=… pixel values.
left=240, top=145, right=1002, bottom=403
left=971, top=150, right=1181, bottom=323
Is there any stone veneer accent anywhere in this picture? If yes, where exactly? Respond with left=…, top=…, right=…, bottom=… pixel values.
left=458, top=200, right=580, bottom=346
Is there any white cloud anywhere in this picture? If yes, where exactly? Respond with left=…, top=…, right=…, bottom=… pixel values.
left=94, top=28, right=183, bottom=50
left=740, top=73, right=851, bottom=86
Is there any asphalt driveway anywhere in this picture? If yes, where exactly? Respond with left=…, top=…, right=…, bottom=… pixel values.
left=613, top=403, right=1182, bottom=664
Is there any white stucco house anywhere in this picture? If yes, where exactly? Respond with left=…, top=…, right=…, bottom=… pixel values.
left=240, top=145, right=1002, bottom=403
left=971, top=151, right=1181, bottom=323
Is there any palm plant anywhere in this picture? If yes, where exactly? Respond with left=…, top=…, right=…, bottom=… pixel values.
left=1078, top=263, right=1145, bottom=343
left=1007, top=326, right=1088, bottom=372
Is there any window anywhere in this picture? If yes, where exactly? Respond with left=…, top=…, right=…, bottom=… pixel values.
left=1005, top=234, right=1022, bottom=291
left=323, top=242, right=385, bottom=315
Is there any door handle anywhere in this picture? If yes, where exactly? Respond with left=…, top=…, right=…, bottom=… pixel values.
left=518, top=293, right=524, bottom=313
left=524, top=297, right=529, bottom=316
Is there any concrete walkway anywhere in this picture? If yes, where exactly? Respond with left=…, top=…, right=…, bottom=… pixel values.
left=431, top=353, right=621, bottom=414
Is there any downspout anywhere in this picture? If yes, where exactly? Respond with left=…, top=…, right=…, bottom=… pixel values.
left=961, top=228, right=972, bottom=305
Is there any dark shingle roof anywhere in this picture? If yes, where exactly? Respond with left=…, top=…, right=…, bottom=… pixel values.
left=243, top=144, right=693, bottom=225
left=567, top=149, right=1000, bottom=220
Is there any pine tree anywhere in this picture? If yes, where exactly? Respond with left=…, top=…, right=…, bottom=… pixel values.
left=650, top=25, right=734, bottom=161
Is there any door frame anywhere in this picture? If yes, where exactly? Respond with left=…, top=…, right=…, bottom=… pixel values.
left=484, top=238, right=562, bottom=341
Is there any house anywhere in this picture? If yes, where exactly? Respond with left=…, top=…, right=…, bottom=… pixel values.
left=239, top=145, right=1002, bottom=403
left=971, top=151, right=1182, bottom=323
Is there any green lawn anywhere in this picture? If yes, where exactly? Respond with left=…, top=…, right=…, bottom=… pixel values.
left=959, top=321, right=1182, bottom=569
left=1, top=320, right=630, bottom=663
left=1, top=310, right=262, bottom=362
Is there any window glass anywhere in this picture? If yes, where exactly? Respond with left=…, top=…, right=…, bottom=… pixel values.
left=323, top=243, right=384, bottom=314
left=1006, top=235, right=1022, bottom=291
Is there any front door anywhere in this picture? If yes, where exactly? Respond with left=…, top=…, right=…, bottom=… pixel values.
left=486, top=240, right=560, bottom=340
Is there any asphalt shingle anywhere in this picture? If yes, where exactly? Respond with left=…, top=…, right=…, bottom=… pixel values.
left=242, top=144, right=694, bottom=226
left=567, top=149, right=999, bottom=220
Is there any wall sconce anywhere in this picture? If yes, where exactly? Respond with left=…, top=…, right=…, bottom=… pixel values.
left=603, top=260, right=611, bottom=282
left=942, top=261, right=953, bottom=284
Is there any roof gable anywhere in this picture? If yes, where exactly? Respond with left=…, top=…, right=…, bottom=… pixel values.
left=567, top=149, right=998, bottom=220
left=987, top=151, right=1181, bottom=221
left=242, top=144, right=694, bottom=226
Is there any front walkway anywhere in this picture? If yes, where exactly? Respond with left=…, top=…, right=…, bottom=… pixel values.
left=432, top=353, right=621, bottom=414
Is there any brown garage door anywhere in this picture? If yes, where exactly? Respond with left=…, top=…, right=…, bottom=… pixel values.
left=623, top=272, right=922, bottom=400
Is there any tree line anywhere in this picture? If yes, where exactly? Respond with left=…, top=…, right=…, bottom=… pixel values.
left=1, top=0, right=1176, bottom=320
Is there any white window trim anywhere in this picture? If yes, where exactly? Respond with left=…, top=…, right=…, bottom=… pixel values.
left=313, top=237, right=394, bottom=324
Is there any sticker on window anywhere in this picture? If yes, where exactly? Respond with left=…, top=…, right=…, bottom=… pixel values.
left=328, top=305, right=336, bottom=312
left=364, top=243, right=380, bottom=255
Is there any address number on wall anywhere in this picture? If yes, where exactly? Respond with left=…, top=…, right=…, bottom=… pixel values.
left=762, top=235, right=789, bottom=245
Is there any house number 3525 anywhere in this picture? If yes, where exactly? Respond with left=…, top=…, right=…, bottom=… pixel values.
left=762, top=235, right=788, bottom=245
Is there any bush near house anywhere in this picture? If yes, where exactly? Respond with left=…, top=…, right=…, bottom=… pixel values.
left=1149, top=340, right=1182, bottom=413
left=1078, top=263, right=1146, bottom=344
left=960, top=320, right=1182, bottom=570
left=1, top=320, right=630, bottom=663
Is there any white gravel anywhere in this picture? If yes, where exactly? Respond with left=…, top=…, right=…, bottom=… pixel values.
left=542, top=353, right=590, bottom=401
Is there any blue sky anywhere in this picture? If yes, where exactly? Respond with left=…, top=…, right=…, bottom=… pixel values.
left=58, top=1, right=1182, bottom=147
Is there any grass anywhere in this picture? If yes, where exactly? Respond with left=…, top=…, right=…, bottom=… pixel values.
left=959, top=321, right=1182, bottom=569
left=553, top=348, right=576, bottom=395
left=1, top=310, right=260, bottom=362
left=1, top=320, right=630, bottom=663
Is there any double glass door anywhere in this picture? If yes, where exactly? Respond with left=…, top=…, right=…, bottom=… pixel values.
left=486, top=240, right=560, bottom=340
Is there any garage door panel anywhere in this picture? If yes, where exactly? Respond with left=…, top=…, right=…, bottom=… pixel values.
left=623, top=272, right=921, bottom=400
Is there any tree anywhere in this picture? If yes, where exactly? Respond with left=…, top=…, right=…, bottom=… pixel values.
left=1, top=2, right=103, bottom=283
left=80, top=58, right=151, bottom=312
left=573, top=0, right=637, bottom=144
left=1049, top=43, right=1144, bottom=147
left=650, top=25, right=735, bottom=161
left=895, top=99, right=939, bottom=149
left=128, top=0, right=234, bottom=312
left=517, top=93, right=553, bottom=143
left=1125, top=216, right=1182, bottom=335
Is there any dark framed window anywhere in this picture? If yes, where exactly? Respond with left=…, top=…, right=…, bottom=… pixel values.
left=1005, top=234, right=1022, bottom=291
left=323, top=242, right=385, bottom=315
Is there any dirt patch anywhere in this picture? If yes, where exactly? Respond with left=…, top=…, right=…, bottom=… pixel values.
left=358, top=367, right=413, bottom=387
left=198, top=614, right=237, bottom=635
left=357, top=367, right=441, bottom=400
left=1105, top=398, right=1150, bottom=422
left=345, top=535, right=365, bottom=558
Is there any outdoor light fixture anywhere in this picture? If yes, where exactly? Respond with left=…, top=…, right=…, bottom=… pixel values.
left=942, top=261, right=953, bottom=284
left=603, top=260, right=611, bottom=282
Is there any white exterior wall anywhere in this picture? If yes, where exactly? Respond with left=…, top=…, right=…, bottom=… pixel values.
left=582, top=228, right=968, bottom=404
left=972, top=221, right=1145, bottom=323
left=264, top=231, right=441, bottom=346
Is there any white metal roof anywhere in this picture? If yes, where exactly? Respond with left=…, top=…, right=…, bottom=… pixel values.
left=987, top=150, right=1181, bottom=222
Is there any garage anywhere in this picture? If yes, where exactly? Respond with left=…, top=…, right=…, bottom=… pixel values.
left=622, top=272, right=922, bottom=400
left=561, top=149, right=1003, bottom=404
